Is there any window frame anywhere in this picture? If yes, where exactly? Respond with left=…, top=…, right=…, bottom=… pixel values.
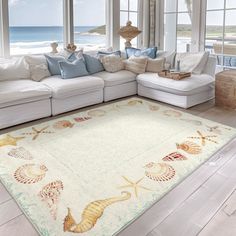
left=0, top=0, right=111, bottom=58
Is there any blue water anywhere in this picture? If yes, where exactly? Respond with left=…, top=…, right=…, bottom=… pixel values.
left=9, top=26, right=106, bottom=48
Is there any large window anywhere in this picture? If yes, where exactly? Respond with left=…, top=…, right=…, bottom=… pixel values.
left=73, top=0, right=106, bottom=51
left=164, top=0, right=192, bottom=52
left=8, top=0, right=63, bottom=55
left=205, top=0, right=236, bottom=68
left=120, top=0, right=138, bottom=49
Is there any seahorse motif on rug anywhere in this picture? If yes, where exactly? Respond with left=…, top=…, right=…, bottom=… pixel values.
left=176, top=141, right=202, bottom=155
left=144, top=162, right=175, bottom=181
left=162, top=152, right=188, bottom=161
left=14, top=164, right=48, bottom=184
left=53, top=120, right=74, bottom=129
left=38, top=180, right=64, bottom=220
left=8, top=147, right=33, bottom=160
left=63, top=191, right=131, bottom=233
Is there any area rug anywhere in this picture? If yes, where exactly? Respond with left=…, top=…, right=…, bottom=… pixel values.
left=0, top=97, right=235, bottom=236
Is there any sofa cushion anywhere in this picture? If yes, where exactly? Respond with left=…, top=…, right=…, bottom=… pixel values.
left=137, top=72, right=215, bottom=96
left=41, top=75, right=104, bottom=99
left=93, top=70, right=136, bottom=87
left=0, top=80, right=51, bottom=108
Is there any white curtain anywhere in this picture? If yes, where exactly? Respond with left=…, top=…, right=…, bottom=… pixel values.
left=140, top=0, right=157, bottom=48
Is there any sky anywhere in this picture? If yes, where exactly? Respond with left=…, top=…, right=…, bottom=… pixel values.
left=9, top=0, right=105, bottom=27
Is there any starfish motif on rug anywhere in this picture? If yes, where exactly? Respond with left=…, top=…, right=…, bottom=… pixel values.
left=22, top=126, right=54, bottom=140
left=188, top=130, right=218, bottom=146
left=0, top=134, right=25, bottom=148
left=118, top=176, right=151, bottom=198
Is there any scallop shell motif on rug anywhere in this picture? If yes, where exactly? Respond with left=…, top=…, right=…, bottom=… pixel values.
left=144, top=162, right=175, bottom=181
left=14, top=164, right=48, bottom=184
left=176, top=141, right=202, bottom=155
left=8, top=147, right=33, bottom=160
left=162, top=152, right=188, bottom=161
left=53, top=120, right=74, bottom=129
left=87, top=110, right=106, bottom=117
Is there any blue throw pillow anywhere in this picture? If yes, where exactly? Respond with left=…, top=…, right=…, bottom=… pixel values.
left=83, top=54, right=104, bottom=74
left=97, top=50, right=121, bottom=57
left=58, top=58, right=89, bottom=79
left=125, top=47, right=158, bottom=59
left=45, top=53, right=77, bottom=75
left=45, top=54, right=66, bottom=75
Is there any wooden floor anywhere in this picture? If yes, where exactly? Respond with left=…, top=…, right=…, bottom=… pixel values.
left=1, top=97, right=236, bottom=236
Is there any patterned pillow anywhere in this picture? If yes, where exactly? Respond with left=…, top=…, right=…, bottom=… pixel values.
left=126, top=47, right=157, bottom=59
left=125, top=56, right=148, bottom=74
left=25, top=55, right=51, bottom=81
left=83, top=54, right=104, bottom=74
left=146, top=58, right=166, bottom=73
left=101, top=55, right=125, bottom=73
left=58, top=59, right=89, bottom=79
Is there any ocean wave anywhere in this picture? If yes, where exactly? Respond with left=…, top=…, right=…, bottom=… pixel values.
left=10, top=41, right=63, bottom=48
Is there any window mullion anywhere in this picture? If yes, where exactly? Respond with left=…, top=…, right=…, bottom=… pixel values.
left=0, top=0, right=10, bottom=58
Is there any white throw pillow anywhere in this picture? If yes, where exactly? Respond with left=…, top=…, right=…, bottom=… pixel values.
left=157, top=51, right=176, bottom=69
left=146, top=58, right=166, bottom=73
left=24, top=55, right=51, bottom=81
left=0, top=57, right=30, bottom=81
left=175, top=52, right=209, bottom=74
left=125, top=56, right=148, bottom=74
left=101, top=55, right=125, bottom=73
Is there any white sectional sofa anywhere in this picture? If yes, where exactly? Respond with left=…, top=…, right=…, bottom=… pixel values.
left=0, top=54, right=216, bottom=129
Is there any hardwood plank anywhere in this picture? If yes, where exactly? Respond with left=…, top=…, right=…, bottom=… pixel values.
left=0, top=200, right=22, bottom=226
left=199, top=190, right=236, bottom=236
left=0, top=183, right=12, bottom=204
left=0, top=215, right=38, bottom=236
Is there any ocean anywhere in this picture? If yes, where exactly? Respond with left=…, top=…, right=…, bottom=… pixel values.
left=9, top=26, right=106, bottom=55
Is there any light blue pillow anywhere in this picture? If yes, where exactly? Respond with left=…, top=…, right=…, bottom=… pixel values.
left=97, top=50, right=121, bottom=57
left=126, top=47, right=158, bottom=59
left=83, top=54, right=104, bottom=74
left=45, top=54, right=66, bottom=75
left=58, top=59, right=89, bottom=79
left=45, top=53, right=76, bottom=75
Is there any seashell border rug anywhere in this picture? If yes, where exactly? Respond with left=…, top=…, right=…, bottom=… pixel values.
left=0, top=97, right=236, bottom=236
